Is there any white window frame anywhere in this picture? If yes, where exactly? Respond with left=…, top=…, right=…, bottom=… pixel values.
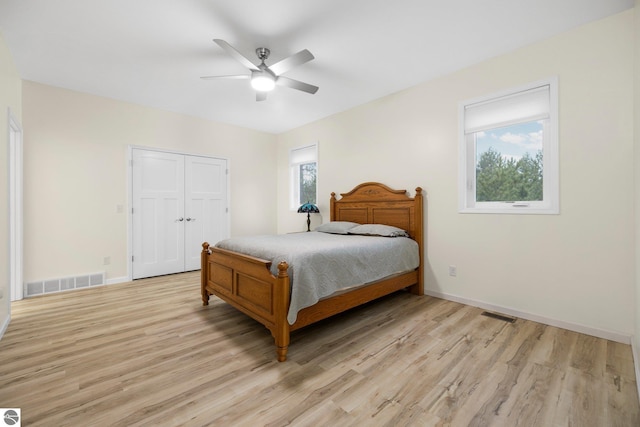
left=458, top=78, right=559, bottom=214
left=289, top=142, right=318, bottom=210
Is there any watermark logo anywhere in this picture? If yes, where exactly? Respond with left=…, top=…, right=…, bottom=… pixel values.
left=1, top=409, right=20, bottom=426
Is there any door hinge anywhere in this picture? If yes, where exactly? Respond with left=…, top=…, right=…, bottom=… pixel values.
left=132, top=255, right=134, bottom=262
left=226, top=207, right=229, bottom=213
left=131, top=207, right=134, bottom=214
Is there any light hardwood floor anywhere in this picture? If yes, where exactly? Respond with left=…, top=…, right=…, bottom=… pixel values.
left=1, top=271, right=638, bottom=426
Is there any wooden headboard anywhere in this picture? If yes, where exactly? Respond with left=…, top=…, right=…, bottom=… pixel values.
left=330, top=182, right=423, bottom=243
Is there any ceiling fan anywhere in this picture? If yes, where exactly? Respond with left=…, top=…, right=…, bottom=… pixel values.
left=201, top=39, right=319, bottom=101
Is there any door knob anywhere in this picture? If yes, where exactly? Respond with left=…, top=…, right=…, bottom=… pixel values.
left=186, top=217, right=196, bottom=222
left=175, top=217, right=184, bottom=222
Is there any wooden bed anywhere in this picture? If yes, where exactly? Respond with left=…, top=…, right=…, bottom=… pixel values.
left=201, top=182, right=424, bottom=362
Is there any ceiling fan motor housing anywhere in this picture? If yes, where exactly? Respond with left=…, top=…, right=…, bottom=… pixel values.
left=256, top=47, right=270, bottom=62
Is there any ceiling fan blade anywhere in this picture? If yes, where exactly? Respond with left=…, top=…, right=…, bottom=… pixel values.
left=200, top=74, right=249, bottom=80
left=256, top=91, right=268, bottom=102
left=276, top=76, right=319, bottom=94
left=213, top=39, right=259, bottom=71
left=268, top=49, right=314, bottom=76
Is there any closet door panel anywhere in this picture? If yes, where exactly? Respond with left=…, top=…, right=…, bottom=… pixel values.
left=132, top=149, right=185, bottom=279
left=184, top=156, right=228, bottom=271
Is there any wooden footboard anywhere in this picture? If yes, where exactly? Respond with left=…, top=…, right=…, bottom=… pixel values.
left=201, top=243, right=291, bottom=362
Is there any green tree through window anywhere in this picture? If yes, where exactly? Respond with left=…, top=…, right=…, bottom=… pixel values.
left=474, top=120, right=544, bottom=203
left=299, top=162, right=316, bottom=204
left=476, top=148, right=543, bottom=202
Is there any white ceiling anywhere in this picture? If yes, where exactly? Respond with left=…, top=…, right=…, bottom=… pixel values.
left=0, top=0, right=633, bottom=134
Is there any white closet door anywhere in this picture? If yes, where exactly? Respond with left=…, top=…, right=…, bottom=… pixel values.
left=132, top=149, right=185, bottom=279
left=184, top=156, right=228, bottom=271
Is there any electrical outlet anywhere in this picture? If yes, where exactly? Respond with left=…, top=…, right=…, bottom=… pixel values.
left=103, top=256, right=111, bottom=266
left=448, top=265, right=457, bottom=277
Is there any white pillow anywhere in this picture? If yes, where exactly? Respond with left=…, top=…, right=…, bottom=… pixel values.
left=314, top=221, right=360, bottom=235
left=348, top=223, right=409, bottom=237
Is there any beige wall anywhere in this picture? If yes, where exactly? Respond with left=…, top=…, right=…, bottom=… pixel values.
left=22, top=82, right=277, bottom=282
left=0, top=31, right=22, bottom=330
left=278, top=11, right=636, bottom=339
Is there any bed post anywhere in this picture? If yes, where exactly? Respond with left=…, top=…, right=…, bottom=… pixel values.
left=274, top=261, right=291, bottom=362
left=330, top=192, right=337, bottom=221
left=410, top=187, right=424, bottom=296
left=201, top=242, right=211, bottom=306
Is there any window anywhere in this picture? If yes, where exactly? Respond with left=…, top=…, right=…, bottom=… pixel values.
left=459, top=78, right=558, bottom=214
left=290, top=143, right=317, bottom=209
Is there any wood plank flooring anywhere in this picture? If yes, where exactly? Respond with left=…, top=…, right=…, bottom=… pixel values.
left=1, top=271, right=638, bottom=426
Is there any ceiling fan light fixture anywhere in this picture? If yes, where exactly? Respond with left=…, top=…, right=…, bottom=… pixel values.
left=251, top=72, right=275, bottom=92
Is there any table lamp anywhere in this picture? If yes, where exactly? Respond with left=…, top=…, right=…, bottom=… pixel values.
left=297, top=202, right=319, bottom=232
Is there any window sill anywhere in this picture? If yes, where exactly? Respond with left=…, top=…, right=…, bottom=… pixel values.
left=458, top=206, right=559, bottom=215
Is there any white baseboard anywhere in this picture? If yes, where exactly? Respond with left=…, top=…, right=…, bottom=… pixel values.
left=424, top=289, right=631, bottom=344
left=106, top=276, right=129, bottom=285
